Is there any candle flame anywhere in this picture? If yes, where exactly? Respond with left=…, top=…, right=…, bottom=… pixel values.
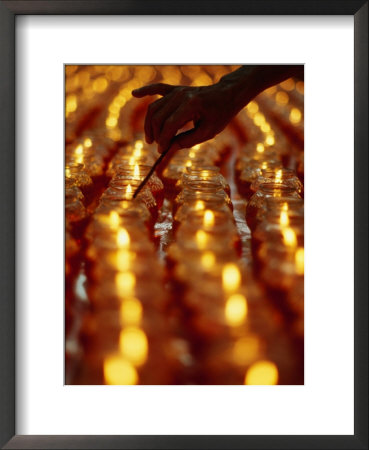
left=282, top=227, right=297, bottom=247
left=195, top=200, right=205, bottom=211
left=133, top=164, right=140, bottom=178
left=115, top=271, right=136, bottom=297
left=134, top=140, right=144, bottom=150
left=256, top=143, right=265, bottom=153
left=279, top=211, right=289, bottom=227
left=120, top=298, right=143, bottom=326
left=261, top=162, right=268, bottom=170
left=244, top=360, right=278, bottom=385
left=295, top=247, right=304, bottom=275
left=117, top=227, right=130, bottom=249
left=201, top=251, right=215, bottom=270
left=265, top=134, right=275, bottom=146
left=222, top=263, right=241, bottom=293
left=119, top=327, right=148, bottom=366
left=103, top=355, right=138, bottom=385
left=109, top=211, right=120, bottom=230
left=75, top=144, right=84, bottom=164
left=84, top=137, right=92, bottom=147
left=275, top=169, right=282, bottom=182
left=282, top=202, right=289, bottom=211
left=129, top=156, right=136, bottom=165
left=196, top=230, right=208, bottom=250
left=116, top=249, right=132, bottom=271
left=126, top=184, right=133, bottom=199
left=203, top=209, right=215, bottom=227
left=65, top=168, right=71, bottom=178
left=133, top=147, right=142, bottom=158
left=186, top=160, right=192, bottom=168
left=225, top=294, right=248, bottom=327
left=189, top=150, right=196, bottom=158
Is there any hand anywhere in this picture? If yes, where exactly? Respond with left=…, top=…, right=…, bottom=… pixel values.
left=132, top=82, right=244, bottom=153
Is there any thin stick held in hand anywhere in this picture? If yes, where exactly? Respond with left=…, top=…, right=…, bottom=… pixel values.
left=132, top=147, right=171, bottom=199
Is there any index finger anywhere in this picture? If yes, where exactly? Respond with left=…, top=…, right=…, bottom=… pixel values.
left=132, top=83, right=176, bottom=98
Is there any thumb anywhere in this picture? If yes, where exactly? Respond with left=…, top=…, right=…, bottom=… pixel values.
left=132, top=83, right=176, bottom=98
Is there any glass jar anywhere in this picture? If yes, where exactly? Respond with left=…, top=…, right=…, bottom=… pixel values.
left=251, top=168, right=303, bottom=195
left=177, top=166, right=230, bottom=195
left=246, top=183, right=301, bottom=232
left=238, top=160, right=282, bottom=199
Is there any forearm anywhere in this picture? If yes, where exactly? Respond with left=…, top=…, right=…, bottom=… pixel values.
left=217, top=64, right=304, bottom=111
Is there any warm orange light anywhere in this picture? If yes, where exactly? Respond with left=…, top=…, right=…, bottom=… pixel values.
left=196, top=230, right=208, bottom=250
left=103, top=354, right=138, bottom=385
left=260, top=123, right=271, bottom=133
left=256, top=143, right=265, bottom=153
left=280, top=78, right=295, bottom=91
left=295, top=247, right=304, bottom=275
left=275, top=91, right=289, bottom=105
left=289, top=108, right=302, bottom=124
left=195, top=201, right=205, bottom=211
left=186, top=160, right=192, bottom=168
left=117, top=227, right=130, bottom=249
left=120, top=298, right=143, bottom=326
left=109, top=211, right=120, bottom=230
left=106, top=116, right=118, bottom=128
left=279, top=211, right=289, bottom=227
left=126, top=184, right=133, bottom=199
left=201, top=251, right=215, bottom=270
left=203, top=209, right=215, bottom=227
left=253, top=112, right=266, bottom=126
left=115, top=250, right=132, bottom=271
left=246, top=101, right=259, bottom=114
left=282, top=227, right=297, bottom=247
left=232, top=336, right=260, bottom=365
left=275, top=169, right=282, bottom=183
left=225, top=294, right=248, bottom=326
left=244, top=360, right=279, bottom=385
left=222, top=263, right=241, bottom=293
left=265, top=134, right=275, bottom=146
left=133, top=164, right=140, bottom=178
left=115, top=272, right=136, bottom=297
left=119, top=327, right=148, bottom=366
left=65, top=168, right=71, bottom=178
left=83, top=137, right=92, bottom=148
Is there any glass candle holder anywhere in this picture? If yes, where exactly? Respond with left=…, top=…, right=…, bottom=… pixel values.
left=251, top=168, right=303, bottom=195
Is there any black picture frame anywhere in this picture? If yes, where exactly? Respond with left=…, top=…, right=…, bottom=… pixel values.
left=0, top=1, right=367, bottom=449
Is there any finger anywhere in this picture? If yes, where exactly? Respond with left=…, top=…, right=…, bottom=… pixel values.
left=151, top=92, right=183, bottom=143
left=157, top=106, right=195, bottom=153
left=132, top=83, right=176, bottom=98
left=144, top=97, right=166, bottom=144
left=169, top=124, right=213, bottom=152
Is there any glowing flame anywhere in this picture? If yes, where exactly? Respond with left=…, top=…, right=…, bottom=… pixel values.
left=201, top=251, right=215, bottom=270
left=195, top=201, right=205, bottom=211
left=222, top=263, right=241, bottom=293
left=65, top=168, right=71, bottom=178
left=186, top=160, right=192, bottom=168
left=256, top=143, right=264, bottom=153
left=115, top=272, right=136, bottom=297
left=282, top=227, right=297, bottom=247
left=120, top=298, right=143, bottom=326
left=192, top=144, right=200, bottom=150
left=246, top=101, right=259, bottom=114
left=261, top=162, right=268, bottom=170
left=265, top=134, right=275, bottom=146
left=290, top=108, right=302, bottom=124
left=134, top=140, right=144, bottom=150
left=119, top=327, right=148, bottom=366
left=116, top=250, right=132, bottom=271
left=282, top=202, right=289, bottom=212
left=253, top=112, right=266, bottom=126
left=261, top=123, right=271, bottom=133
left=129, top=156, right=136, bottom=166
left=225, top=294, right=248, bottom=327
left=133, top=147, right=142, bottom=158
left=203, top=210, right=215, bottom=227
left=109, top=211, right=120, bottom=230
left=279, top=211, right=289, bottom=227
left=103, top=355, right=138, bottom=385
left=75, top=144, right=84, bottom=164
left=295, top=247, right=304, bottom=275
left=196, top=230, right=208, bottom=250
left=117, top=228, right=130, bottom=249
left=126, top=184, right=133, bottom=199
left=244, top=360, right=279, bottom=385
left=133, top=164, right=140, bottom=178
left=275, top=169, right=282, bottom=183
left=84, top=137, right=92, bottom=147
left=189, top=150, right=196, bottom=158
left=232, top=336, right=260, bottom=365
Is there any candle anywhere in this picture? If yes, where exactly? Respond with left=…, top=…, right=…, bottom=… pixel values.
left=282, top=227, right=297, bottom=248
left=119, top=326, right=148, bottom=366
left=103, top=354, right=138, bottom=385
left=196, top=230, right=208, bottom=250
left=224, top=293, right=248, bottom=327
left=203, top=209, right=215, bottom=228
left=117, top=227, right=130, bottom=249
left=222, top=263, right=241, bottom=293
left=244, top=360, right=278, bottom=385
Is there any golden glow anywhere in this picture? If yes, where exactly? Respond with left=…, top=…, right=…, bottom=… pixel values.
left=244, top=360, right=279, bottom=385
left=222, top=263, right=241, bottom=293
left=282, top=202, right=289, bottom=212
left=133, top=147, right=142, bottom=158
left=203, top=210, right=215, bottom=228
left=106, top=116, right=118, bottom=128
left=115, top=272, right=136, bottom=297
left=65, top=168, right=71, bottom=178
left=109, top=211, right=120, bottom=230
left=128, top=156, right=136, bottom=166
left=232, top=336, right=260, bottom=365
left=116, top=250, right=132, bottom=272
left=196, top=230, right=208, bottom=250
left=256, top=143, right=265, bottom=153
left=133, top=164, right=140, bottom=178
left=103, top=354, right=138, bottom=385
left=265, top=134, right=275, bottom=146
left=66, top=94, right=77, bottom=115
left=260, top=123, right=271, bottom=133
left=275, top=169, right=283, bottom=183
left=282, top=227, right=297, bottom=247
left=253, top=112, right=266, bottom=126
left=261, top=162, right=268, bottom=170
left=192, top=144, right=201, bottom=150
left=295, top=247, right=304, bottom=275
left=117, top=228, right=130, bottom=249
left=201, top=251, right=216, bottom=270
left=279, top=211, right=290, bottom=227
left=289, top=108, right=302, bottom=124
left=126, top=184, right=133, bottom=199
left=275, top=91, right=289, bottom=105
left=246, top=101, right=259, bottom=114
left=120, top=298, right=143, bottom=326
left=189, top=150, right=196, bottom=158
left=225, top=294, right=248, bottom=327
left=119, top=327, right=148, bottom=366
left=93, top=76, right=108, bottom=93
left=186, top=160, right=192, bottom=168
left=296, top=81, right=304, bottom=94
left=195, top=200, right=205, bottom=211
left=84, top=137, right=92, bottom=147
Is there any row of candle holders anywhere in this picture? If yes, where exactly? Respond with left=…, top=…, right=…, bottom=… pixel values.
left=65, top=66, right=304, bottom=384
